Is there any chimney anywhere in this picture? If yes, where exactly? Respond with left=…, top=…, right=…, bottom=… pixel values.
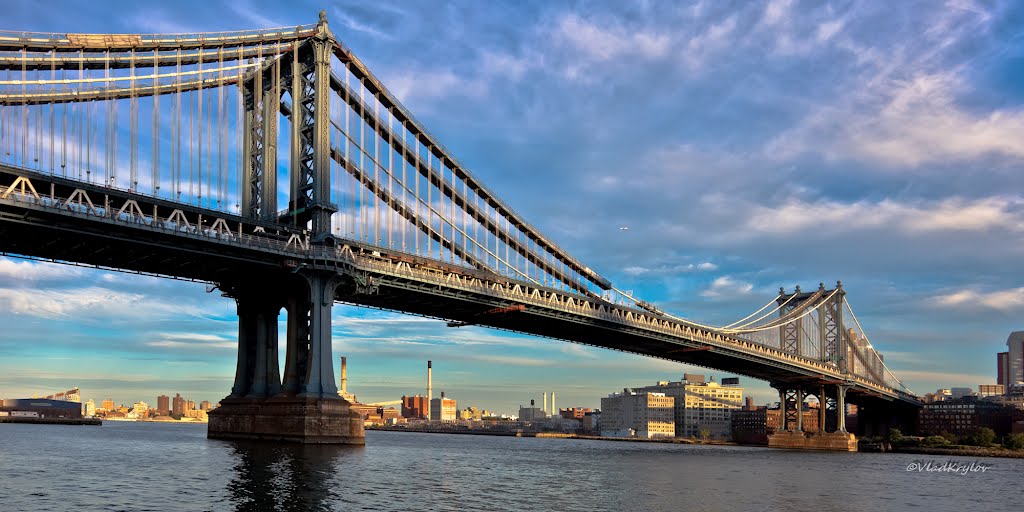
left=543, top=392, right=547, bottom=414
left=339, top=356, right=347, bottom=394
left=551, top=392, right=556, bottom=415
left=427, top=360, right=433, bottom=420
left=441, top=391, right=446, bottom=399
left=531, top=399, right=535, bottom=406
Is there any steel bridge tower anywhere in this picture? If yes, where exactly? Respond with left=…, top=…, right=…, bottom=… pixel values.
left=208, top=12, right=360, bottom=443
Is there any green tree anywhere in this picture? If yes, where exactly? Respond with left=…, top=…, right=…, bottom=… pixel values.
left=698, top=427, right=711, bottom=442
left=967, top=427, right=996, bottom=447
left=923, top=435, right=949, bottom=447
left=886, top=428, right=904, bottom=444
left=940, top=431, right=957, bottom=443
left=1004, top=433, right=1024, bottom=450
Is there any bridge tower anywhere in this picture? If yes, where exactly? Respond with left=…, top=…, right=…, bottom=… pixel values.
left=208, top=11, right=362, bottom=444
left=768, top=282, right=857, bottom=451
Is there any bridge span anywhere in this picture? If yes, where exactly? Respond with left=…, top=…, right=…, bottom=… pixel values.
left=0, top=12, right=919, bottom=445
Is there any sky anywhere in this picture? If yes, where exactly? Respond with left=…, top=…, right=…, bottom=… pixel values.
left=1, top=0, right=1023, bottom=415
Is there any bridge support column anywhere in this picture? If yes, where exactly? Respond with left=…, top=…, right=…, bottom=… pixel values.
left=208, top=270, right=363, bottom=444
left=768, top=383, right=857, bottom=451
left=794, top=389, right=804, bottom=433
left=818, top=385, right=826, bottom=434
left=837, top=385, right=849, bottom=433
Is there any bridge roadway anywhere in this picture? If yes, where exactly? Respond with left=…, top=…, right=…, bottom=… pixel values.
left=0, top=164, right=918, bottom=407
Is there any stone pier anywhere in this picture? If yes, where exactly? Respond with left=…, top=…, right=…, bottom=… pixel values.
left=208, top=271, right=364, bottom=444
left=768, top=431, right=857, bottom=452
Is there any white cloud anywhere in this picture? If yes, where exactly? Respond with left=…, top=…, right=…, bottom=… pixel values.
left=762, top=0, right=794, bottom=27
left=738, top=196, right=1024, bottom=237
left=623, top=262, right=717, bottom=276
left=382, top=69, right=485, bottom=104
left=0, top=287, right=202, bottom=319
left=701, top=276, right=754, bottom=298
left=932, top=287, right=1024, bottom=311
left=554, top=13, right=669, bottom=63
left=0, top=258, right=83, bottom=281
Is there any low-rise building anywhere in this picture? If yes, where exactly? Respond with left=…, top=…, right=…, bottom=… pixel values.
left=600, top=390, right=674, bottom=438
left=919, top=397, right=1016, bottom=436
left=518, top=400, right=546, bottom=422
left=632, top=375, right=743, bottom=439
left=430, top=394, right=456, bottom=422
left=401, top=395, right=428, bottom=419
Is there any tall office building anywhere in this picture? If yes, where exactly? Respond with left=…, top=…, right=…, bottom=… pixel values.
left=600, top=390, right=675, bottom=438
left=1007, top=332, right=1024, bottom=387
left=156, top=395, right=170, bottom=416
left=998, top=352, right=1010, bottom=388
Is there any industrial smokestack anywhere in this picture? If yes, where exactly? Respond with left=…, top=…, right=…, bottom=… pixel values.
left=543, top=392, right=547, bottom=415
left=339, top=356, right=347, bottom=394
left=427, top=360, right=433, bottom=420
left=551, top=392, right=556, bottom=416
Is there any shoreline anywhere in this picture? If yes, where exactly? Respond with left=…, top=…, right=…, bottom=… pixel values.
left=366, top=426, right=736, bottom=446
left=368, top=427, right=1024, bottom=458
left=0, top=417, right=101, bottom=426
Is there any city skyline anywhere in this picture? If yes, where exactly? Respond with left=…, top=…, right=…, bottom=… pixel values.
left=1, top=0, right=1023, bottom=414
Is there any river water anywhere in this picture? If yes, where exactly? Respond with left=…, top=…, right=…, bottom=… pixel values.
left=0, top=422, right=1020, bottom=511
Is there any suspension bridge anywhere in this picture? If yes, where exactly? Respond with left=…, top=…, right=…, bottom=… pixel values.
left=0, top=12, right=920, bottom=446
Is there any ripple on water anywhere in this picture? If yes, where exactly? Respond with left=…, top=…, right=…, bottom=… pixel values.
left=0, top=424, right=1020, bottom=511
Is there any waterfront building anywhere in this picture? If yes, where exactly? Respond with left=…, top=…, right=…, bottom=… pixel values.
left=919, top=397, right=1016, bottom=436
left=600, top=390, right=674, bottom=438
left=518, top=400, right=546, bottom=422
left=631, top=375, right=743, bottom=439
left=199, top=400, right=212, bottom=411
left=130, top=402, right=149, bottom=419
left=401, top=395, right=428, bottom=419
left=458, top=406, right=484, bottom=421
left=430, top=394, right=456, bottom=422
left=172, top=394, right=185, bottom=417
left=0, top=399, right=83, bottom=419
left=581, top=411, right=600, bottom=434
left=100, top=399, right=114, bottom=412
left=156, top=395, right=170, bottom=416
left=731, top=406, right=821, bottom=444
left=83, top=399, right=96, bottom=417
left=979, top=384, right=1005, bottom=397
left=950, top=387, right=975, bottom=399
left=559, top=407, right=592, bottom=420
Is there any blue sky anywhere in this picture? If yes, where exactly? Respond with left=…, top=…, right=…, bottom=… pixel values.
left=1, top=0, right=1023, bottom=415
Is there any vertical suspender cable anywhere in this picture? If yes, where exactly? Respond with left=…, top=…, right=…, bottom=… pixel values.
left=197, top=45, right=203, bottom=206
left=130, top=48, right=138, bottom=192
left=373, top=93, right=380, bottom=244
left=387, top=107, right=393, bottom=248
left=49, top=50, right=55, bottom=173
left=153, top=49, right=160, bottom=196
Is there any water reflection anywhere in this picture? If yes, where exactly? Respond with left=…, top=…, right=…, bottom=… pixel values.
left=225, top=441, right=357, bottom=512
